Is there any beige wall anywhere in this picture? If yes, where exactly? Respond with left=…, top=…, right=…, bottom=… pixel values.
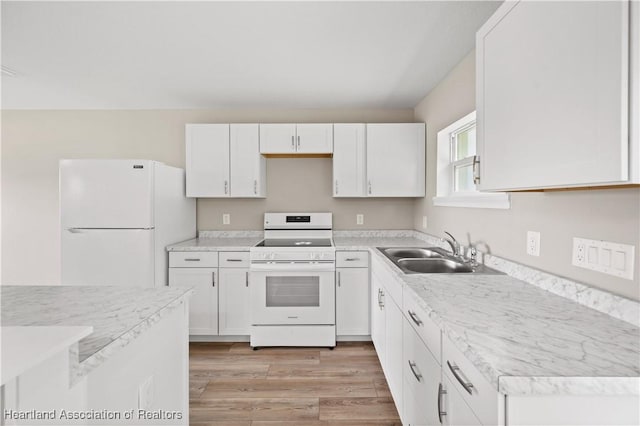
left=413, top=51, right=640, bottom=301
left=1, top=108, right=414, bottom=285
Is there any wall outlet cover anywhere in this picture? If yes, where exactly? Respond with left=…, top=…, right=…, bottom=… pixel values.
left=526, top=231, right=541, bottom=256
left=223, top=213, right=230, bottom=225
left=356, top=214, right=364, bottom=225
left=422, top=216, right=428, bottom=229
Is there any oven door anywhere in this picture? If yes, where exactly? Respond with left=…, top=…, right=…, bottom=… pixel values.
left=250, top=265, right=335, bottom=325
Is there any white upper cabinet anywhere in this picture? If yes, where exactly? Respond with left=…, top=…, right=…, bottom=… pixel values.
left=366, top=123, right=426, bottom=197
left=333, top=124, right=366, bottom=197
left=230, top=124, right=266, bottom=197
left=186, top=123, right=265, bottom=198
left=260, top=124, right=333, bottom=154
left=186, top=124, right=230, bottom=197
left=296, top=124, right=333, bottom=153
left=259, top=124, right=297, bottom=154
left=477, top=0, right=637, bottom=191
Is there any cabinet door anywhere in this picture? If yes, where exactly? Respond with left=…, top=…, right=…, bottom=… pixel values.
left=333, top=124, right=366, bottom=197
left=366, top=123, right=425, bottom=197
left=336, top=268, right=370, bottom=335
left=219, top=268, right=250, bottom=335
left=185, top=124, right=230, bottom=197
left=385, top=298, right=404, bottom=414
left=371, top=277, right=386, bottom=366
left=296, top=124, right=333, bottom=153
left=477, top=1, right=630, bottom=190
left=230, top=124, right=266, bottom=197
left=169, top=267, right=218, bottom=335
left=259, top=124, right=296, bottom=154
left=443, top=375, right=482, bottom=426
left=403, top=320, right=441, bottom=426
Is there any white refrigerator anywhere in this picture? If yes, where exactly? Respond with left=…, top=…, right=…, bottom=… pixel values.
left=60, top=159, right=196, bottom=287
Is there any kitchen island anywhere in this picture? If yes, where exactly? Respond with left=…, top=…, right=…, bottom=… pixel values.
left=1, top=285, right=192, bottom=425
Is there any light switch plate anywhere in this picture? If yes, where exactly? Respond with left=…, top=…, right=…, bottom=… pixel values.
left=222, top=213, right=230, bottom=225
left=422, top=216, right=428, bottom=229
left=356, top=214, right=364, bottom=225
left=572, top=237, right=635, bottom=280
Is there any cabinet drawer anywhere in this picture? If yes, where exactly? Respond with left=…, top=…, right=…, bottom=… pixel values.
left=336, top=251, right=369, bottom=268
left=403, top=290, right=441, bottom=361
left=443, top=337, right=501, bottom=425
left=169, top=251, right=218, bottom=268
left=219, top=251, right=250, bottom=268
left=402, top=320, right=442, bottom=426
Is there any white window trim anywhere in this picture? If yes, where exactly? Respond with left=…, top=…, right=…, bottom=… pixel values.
left=433, top=111, right=510, bottom=209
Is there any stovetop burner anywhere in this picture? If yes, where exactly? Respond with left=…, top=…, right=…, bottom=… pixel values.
left=255, top=238, right=333, bottom=248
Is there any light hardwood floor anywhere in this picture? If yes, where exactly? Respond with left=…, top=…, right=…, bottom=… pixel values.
left=189, top=342, right=401, bottom=426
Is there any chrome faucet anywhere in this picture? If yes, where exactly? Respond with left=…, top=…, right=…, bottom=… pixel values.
left=441, top=231, right=461, bottom=258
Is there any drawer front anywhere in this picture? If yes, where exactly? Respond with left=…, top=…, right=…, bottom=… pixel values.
left=403, top=290, right=441, bottom=362
left=336, top=251, right=369, bottom=268
left=219, top=251, right=250, bottom=268
left=443, top=337, right=501, bottom=425
left=169, top=251, right=218, bottom=268
left=402, top=320, right=442, bottom=426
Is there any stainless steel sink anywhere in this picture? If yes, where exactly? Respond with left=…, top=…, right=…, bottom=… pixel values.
left=377, top=247, right=503, bottom=275
left=382, top=247, right=446, bottom=259
left=397, top=258, right=473, bottom=273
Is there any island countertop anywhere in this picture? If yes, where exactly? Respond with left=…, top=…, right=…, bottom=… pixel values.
left=1, top=285, right=192, bottom=379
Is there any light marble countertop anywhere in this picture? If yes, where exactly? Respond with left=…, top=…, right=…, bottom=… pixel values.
left=163, top=231, right=640, bottom=395
left=167, top=237, right=263, bottom=251
left=1, top=326, right=93, bottom=385
left=364, top=239, right=640, bottom=396
left=1, top=286, right=192, bottom=380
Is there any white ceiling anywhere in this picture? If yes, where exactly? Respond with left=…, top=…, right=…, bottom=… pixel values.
left=1, top=1, right=501, bottom=110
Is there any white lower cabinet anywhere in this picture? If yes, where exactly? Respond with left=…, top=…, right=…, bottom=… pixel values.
left=218, top=268, right=250, bottom=335
left=443, top=375, right=482, bottom=426
left=170, top=251, right=252, bottom=338
left=443, top=336, right=502, bottom=425
left=371, top=272, right=387, bottom=365
left=336, top=251, right=370, bottom=336
left=402, top=320, right=442, bottom=426
left=218, top=251, right=250, bottom=335
left=336, top=268, right=370, bottom=335
left=385, top=298, right=404, bottom=413
left=371, top=257, right=405, bottom=421
left=168, top=267, right=218, bottom=335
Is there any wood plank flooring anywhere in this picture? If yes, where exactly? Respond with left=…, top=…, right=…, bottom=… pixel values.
left=189, top=342, right=401, bottom=426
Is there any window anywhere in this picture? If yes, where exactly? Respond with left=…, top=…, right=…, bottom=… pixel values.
left=433, top=111, right=510, bottom=209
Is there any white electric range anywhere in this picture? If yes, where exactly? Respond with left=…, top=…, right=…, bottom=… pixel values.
left=249, top=212, right=336, bottom=349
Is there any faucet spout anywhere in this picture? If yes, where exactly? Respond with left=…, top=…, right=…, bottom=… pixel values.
left=441, top=231, right=461, bottom=258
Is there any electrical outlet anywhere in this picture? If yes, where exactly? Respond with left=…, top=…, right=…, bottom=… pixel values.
left=422, top=216, right=428, bottom=229
left=356, top=214, right=364, bottom=225
left=138, top=375, right=154, bottom=410
left=222, top=214, right=230, bottom=225
left=526, top=231, right=540, bottom=256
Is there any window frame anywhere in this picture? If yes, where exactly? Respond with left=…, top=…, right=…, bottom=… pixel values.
left=433, top=111, right=510, bottom=209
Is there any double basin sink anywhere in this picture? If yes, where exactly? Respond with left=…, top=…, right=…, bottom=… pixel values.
left=377, top=247, right=503, bottom=275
